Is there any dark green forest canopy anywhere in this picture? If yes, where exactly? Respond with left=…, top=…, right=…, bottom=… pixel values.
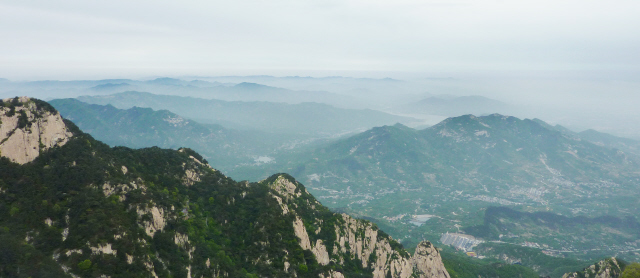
left=0, top=118, right=420, bottom=277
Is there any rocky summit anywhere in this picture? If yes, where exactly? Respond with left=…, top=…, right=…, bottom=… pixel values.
left=0, top=97, right=73, bottom=164
left=562, top=258, right=625, bottom=278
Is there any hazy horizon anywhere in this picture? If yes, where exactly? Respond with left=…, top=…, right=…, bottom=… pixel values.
left=2, top=0, right=640, bottom=138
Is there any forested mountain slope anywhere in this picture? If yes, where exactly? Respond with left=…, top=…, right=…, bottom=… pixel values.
left=561, top=258, right=625, bottom=278
left=238, top=114, right=640, bottom=263
left=0, top=97, right=449, bottom=277
left=287, top=114, right=639, bottom=214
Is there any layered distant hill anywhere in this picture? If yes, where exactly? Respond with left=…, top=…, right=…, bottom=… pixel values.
left=76, top=91, right=415, bottom=135
left=533, top=118, right=640, bottom=157
left=577, top=129, right=640, bottom=156
left=237, top=114, right=640, bottom=263
left=49, top=98, right=303, bottom=172
left=0, top=77, right=360, bottom=107
left=396, top=95, right=509, bottom=116
left=286, top=114, right=639, bottom=212
left=88, top=79, right=357, bottom=106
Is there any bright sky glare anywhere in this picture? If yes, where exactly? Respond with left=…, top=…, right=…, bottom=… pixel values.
left=1, top=0, right=640, bottom=79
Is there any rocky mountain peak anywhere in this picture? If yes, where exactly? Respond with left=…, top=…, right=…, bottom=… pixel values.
left=413, top=241, right=451, bottom=278
left=264, top=174, right=451, bottom=278
left=562, top=257, right=624, bottom=278
left=0, top=96, right=73, bottom=164
left=269, top=174, right=308, bottom=200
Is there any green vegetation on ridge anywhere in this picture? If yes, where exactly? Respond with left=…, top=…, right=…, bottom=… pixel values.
left=0, top=99, right=442, bottom=277
left=229, top=114, right=640, bottom=263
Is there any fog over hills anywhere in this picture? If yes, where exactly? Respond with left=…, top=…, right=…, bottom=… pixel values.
left=49, top=98, right=306, bottom=171
left=76, top=91, right=416, bottom=136
left=396, top=95, right=509, bottom=117
left=3, top=74, right=640, bottom=139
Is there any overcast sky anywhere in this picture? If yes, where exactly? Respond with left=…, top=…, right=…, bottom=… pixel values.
left=1, top=0, right=640, bottom=79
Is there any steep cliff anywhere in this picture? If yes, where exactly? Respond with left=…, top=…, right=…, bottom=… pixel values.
left=0, top=96, right=72, bottom=164
left=267, top=175, right=451, bottom=278
left=562, top=258, right=625, bottom=278
left=0, top=97, right=450, bottom=277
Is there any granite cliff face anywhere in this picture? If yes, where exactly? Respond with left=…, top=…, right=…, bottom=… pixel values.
left=268, top=175, right=450, bottom=278
left=562, top=258, right=624, bottom=278
left=412, top=241, right=450, bottom=278
left=0, top=97, right=72, bottom=164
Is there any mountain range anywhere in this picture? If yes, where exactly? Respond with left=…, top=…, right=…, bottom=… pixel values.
left=233, top=114, right=640, bottom=264
left=2, top=96, right=638, bottom=277
left=285, top=114, right=639, bottom=212
left=43, top=96, right=640, bottom=265
left=88, top=80, right=356, bottom=107
left=75, top=91, right=415, bottom=136
left=538, top=120, right=640, bottom=157
left=0, top=77, right=377, bottom=108
left=48, top=98, right=313, bottom=173
left=0, top=97, right=453, bottom=277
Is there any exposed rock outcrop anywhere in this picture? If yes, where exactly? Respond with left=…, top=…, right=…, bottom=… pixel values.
left=271, top=175, right=305, bottom=199
left=268, top=174, right=451, bottom=278
left=293, top=216, right=312, bottom=250
left=90, top=243, right=116, bottom=255
left=136, top=205, right=166, bottom=237
left=562, top=257, right=624, bottom=278
left=0, top=97, right=72, bottom=164
left=319, top=270, right=346, bottom=278
left=413, top=241, right=450, bottom=278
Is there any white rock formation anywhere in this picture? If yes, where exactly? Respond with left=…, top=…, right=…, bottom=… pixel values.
left=174, top=232, right=189, bottom=247
left=136, top=205, right=166, bottom=237
left=271, top=175, right=304, bottom=199
left=90, top=243, right=116, bottom=255
left=319, top=270, right=346, bottom=278
left=334, top=213, right=415, bottom=278
left=0, top=97, right=73, bottom=164
left=412, top=241, right=451, bottom=278
left=65, top=249, right=83, bottom=256
left=312, top=239, right=330, bottom=266
left=272, top=194, right=289, bottom=214
left=562, top=257, right=623, bottom=278
left=270, top=175, right=451, bottom=278
left=183, top=168, right=201, bottom=186
left=293, top=216, right=312, bottom=250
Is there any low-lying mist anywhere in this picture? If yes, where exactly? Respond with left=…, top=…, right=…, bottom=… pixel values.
left=1, top=70, right=639, bottom=139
